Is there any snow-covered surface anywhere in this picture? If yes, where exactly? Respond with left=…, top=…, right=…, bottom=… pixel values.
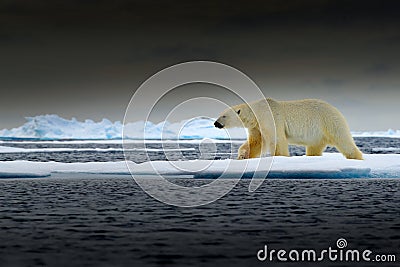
left=0, top=145, right=194, bottom=153
left=1, top=153, right=400, bottom=179
left=128, top=154, right=375, bottom=179
left=0, top=161, right=129, bottom=178
left=0, top=139, right=245, bottom=145
left=1, top=114, right=398, bottom=140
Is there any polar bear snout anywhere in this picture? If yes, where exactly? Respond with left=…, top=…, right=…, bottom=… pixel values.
left=214, top=120, right=224, bottom=129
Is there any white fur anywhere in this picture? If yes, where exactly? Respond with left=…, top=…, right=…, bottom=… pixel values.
left=215, top=98, right=363, bottom=160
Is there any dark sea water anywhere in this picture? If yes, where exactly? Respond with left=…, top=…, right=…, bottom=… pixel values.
left=0, top=137, right=399, bottom=267
left=1, top=137, right=400, bottom=163
left=0, top=177, right=399, bottom=267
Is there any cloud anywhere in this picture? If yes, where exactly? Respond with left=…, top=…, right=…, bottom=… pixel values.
left=0, top=0, right=399, bottom=130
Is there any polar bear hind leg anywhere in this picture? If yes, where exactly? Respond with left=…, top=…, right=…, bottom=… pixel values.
left=324, top=128, right=363, bottom=160
left=335, top=141, right=363, bottom=160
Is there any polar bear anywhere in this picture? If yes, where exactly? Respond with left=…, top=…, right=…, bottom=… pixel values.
left=214, top=98, right=363, bottom=160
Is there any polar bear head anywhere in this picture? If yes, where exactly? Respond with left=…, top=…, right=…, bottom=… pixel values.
left=214, top=103, right=254, bottom=129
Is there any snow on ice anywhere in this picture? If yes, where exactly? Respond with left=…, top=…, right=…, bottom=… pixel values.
left=1, top=153, right=400, bottom=179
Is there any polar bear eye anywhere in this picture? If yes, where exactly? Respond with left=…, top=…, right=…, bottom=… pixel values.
left=236, top=109, right=241, bottom=115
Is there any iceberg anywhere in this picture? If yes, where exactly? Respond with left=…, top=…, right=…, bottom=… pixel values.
left=0, top=114, right=399, bottom=140
left=123, top=118, right=246, bottom=140
left=1, top=153, right=400, bottom=179
left=351, top=129, right=400, bottom=138
left=0, top=115, right=122, bottom=140
left=0, top=114, right=246, bottom=140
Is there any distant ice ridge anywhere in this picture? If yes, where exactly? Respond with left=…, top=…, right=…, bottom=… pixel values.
left=0, top=114, right=245, bottom=140
left=352, top=129, right=400, bottom=138
left=0, top=114, right=399, bottom=140
left=1, top=153, right=400, bottom=178
left=0, top=115, right=122, bottom=140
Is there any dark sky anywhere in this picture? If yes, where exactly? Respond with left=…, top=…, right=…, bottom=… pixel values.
left=1, top=0, right=399, bottom=130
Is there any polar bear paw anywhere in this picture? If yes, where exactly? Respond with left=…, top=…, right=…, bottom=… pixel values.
left=237, top=154, right=247, bottom=160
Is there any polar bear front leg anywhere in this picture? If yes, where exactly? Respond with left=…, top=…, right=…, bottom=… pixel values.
left=237, top=141, right=250, bottom=160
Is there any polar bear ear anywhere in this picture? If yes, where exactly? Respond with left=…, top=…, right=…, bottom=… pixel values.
left=236, top=109, right=241, bottom=115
